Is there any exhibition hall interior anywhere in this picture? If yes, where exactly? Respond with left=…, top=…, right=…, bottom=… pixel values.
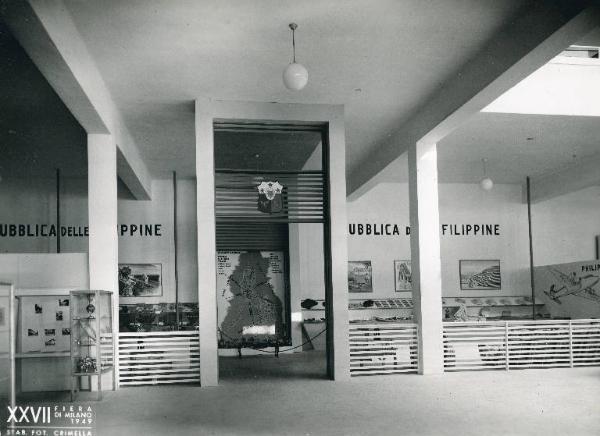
left=0, top=1, right=599, bottom=435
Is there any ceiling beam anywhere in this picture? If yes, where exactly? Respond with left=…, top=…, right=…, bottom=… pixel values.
left=347, top=2, right=600, bottom=201
left=528, top=154, right=600, bottom=203
left=1, top=0, right=151, bottom=200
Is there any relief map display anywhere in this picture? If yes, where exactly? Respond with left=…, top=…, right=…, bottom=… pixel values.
left=216, top=251, right=289, bottom=348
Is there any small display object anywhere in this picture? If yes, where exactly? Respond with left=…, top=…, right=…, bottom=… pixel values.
left=459, top=260, right=501, bottom=290
left=70, top=290, right=115, bottom=401
left=394, top=260, right=412, bottom=291
left=119, top=303, right=199, bottom=332
left=348, top=261, right=373, bottom=293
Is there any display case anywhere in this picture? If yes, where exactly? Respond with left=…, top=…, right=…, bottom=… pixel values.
left=69, top=290, right=115, bottom=401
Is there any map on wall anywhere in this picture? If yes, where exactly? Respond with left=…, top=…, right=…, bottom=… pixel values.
left=216, top=251, right=289, bottom=348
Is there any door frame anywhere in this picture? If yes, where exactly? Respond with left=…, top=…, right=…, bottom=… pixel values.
left=195, top=100, right=350, bottom=385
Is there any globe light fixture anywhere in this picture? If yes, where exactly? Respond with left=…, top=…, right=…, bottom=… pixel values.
left=480, top=177, right=494, bottom=191
left=283, top=23, right=308, bottom=91
left=480, top=158, right=494, bottom=191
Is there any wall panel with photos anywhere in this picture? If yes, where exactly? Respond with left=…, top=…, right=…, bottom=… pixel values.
left=19, top=296, right=71, bottom=354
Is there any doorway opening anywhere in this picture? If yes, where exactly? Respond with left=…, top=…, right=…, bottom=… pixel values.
left=212, top=121, right=332, bottom=381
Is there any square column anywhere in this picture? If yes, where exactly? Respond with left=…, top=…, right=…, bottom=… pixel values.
left=195, top=101, right=218, bottom=386
left=325, top=123, right=351, bottom=381
left=408, top=140, right=444, bottom=375
left=87, top=134, right=119, bottom=387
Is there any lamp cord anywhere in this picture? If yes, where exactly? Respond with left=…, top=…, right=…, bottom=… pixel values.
left=292, top=27, right=296, bottom=63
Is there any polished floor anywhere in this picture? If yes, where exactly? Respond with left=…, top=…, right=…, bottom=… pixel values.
left=6, top=351, right=600, bottom=436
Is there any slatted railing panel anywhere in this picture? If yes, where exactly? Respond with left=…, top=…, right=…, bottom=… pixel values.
left=572, top=320, right=600, bottom=366
left=507, top=323, right=570, bottom=369
left=100, top=333, right=115, bottom=368
left=119, top=331, right=200, bottom=386
left=349, top=323, right=418, bottom=376
left=216, top=222, right=289, bottom=251
left=215, top=171, right=324, bottom=223
left=443, top=320, right=600, bottom=372
left=443, top=322, right=506, bottom=371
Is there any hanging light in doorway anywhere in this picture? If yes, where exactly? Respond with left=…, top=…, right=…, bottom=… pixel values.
left=283, top=23, right=308, bottom=91
left=480, top=158, right=494, bottom=191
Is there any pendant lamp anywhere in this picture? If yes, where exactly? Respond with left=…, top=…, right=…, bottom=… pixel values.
left=480, top=158, right=494, bottom=191
left=283, top=23, right=308, bottom=91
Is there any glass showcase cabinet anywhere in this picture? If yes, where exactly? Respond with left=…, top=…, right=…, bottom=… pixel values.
left=69, top=290, right=115, bottom=401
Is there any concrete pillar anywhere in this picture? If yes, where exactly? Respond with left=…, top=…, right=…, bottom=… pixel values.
left=194, top=101, right=218, bottom=386
left=408, top=140, right=444, bottom=375
left=87, top=133, right=119, bottom=387
left=326, top=121, right=351, bottom=381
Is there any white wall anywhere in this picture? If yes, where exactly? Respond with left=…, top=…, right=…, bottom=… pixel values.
left=531, top=186, right=600, bottom=266
left=0, top=177, right=198, bottom=303
left=347, top=182, right=531, bottom=298
left=118, top=179, right=175, bottom=304
left=439, top=183, right=530, bottom=297
left=60, top=177, right=89, bottom=253
left=293, top=224, right=326, bottom=301
left=175, top=179, right=198, bottom=303
left=0, top=177, right=88, bottom=254
left=118, top=178, right=198, bottom=303
left=0, top=178, right=53, bottom=253
left=0, top=253, right=88, bottom=289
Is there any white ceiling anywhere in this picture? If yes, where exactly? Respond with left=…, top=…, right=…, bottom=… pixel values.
left=3, top=1, right=599, bottom=189
left=440, top=112, right=600, bottom=184
left=60, top=0, right=533, bottom=178
left=375, top=112, right=600, bottom=184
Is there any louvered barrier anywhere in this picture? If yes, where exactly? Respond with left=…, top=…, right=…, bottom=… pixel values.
left=349, top=323, right=419, bottom=376
left=119, top=331, right=200, bottom=386
left=100, top=333, right=115, bottom=369
left=443, top=322, right=507, bottom=371
left=215, top=171, right=324, bottom=223
left=216, top=222, right=289, bottom=251
left=571, top=320, right=600, bottom=366
left=443, top=319, right=600, bottom=372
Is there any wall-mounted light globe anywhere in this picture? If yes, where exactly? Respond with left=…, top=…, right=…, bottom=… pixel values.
left=283, top=62, right=308, bottom=91
left=480, top=177, right=494, bottom=191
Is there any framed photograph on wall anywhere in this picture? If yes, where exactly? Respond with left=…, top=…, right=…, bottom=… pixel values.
left=119, top=263, right=163, bottom=297
left=459, top=260, right=501, bottom=290
left=348, top=261, right=373, bottom=293
left=394, top=260, right=412, bottom=291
